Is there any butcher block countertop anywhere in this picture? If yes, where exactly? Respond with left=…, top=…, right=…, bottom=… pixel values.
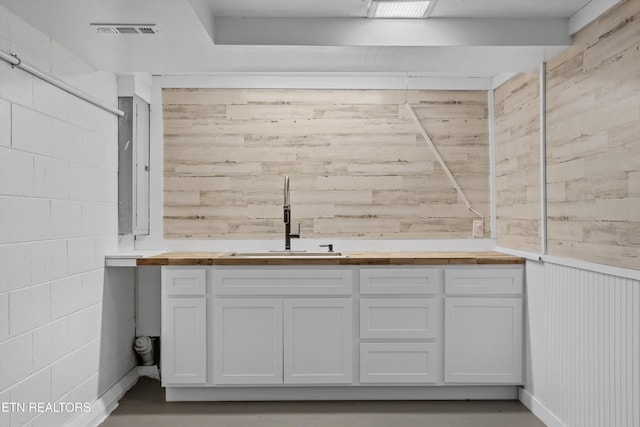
left=136, top=251, right=524, bottom=266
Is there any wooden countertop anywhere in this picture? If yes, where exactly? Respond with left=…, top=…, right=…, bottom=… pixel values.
left=136, top=251, right=524, bottom=266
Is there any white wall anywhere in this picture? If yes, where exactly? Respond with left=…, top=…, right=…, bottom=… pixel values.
left=522, top=260, right=640, bottom=427
left=0, top=5, right=135, bottom=426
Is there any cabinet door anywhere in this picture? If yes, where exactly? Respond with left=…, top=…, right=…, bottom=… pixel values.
left=213, top=299, right=283, bottom=385
left=162, top=298, right=207, bottom=384
left=444, top=298, right=522, bottom=384
left=283, top=299, right=353, bottom=384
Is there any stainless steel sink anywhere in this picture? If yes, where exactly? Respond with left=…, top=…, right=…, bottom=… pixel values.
left=224, top=251, right=346, bottom=258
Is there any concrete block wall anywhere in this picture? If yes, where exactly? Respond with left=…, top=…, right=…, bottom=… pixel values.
left=0, top=5, right=135, bottom=427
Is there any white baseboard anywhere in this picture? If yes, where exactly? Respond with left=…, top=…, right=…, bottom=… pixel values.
left=66, top=368, right=139, bottom=427
left=519, top=388, right=565, bottom=427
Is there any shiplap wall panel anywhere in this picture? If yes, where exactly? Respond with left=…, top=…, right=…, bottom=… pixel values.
left=163, top=89, right=489, bottom=239
left=545, top=0, right=640, bottom=269
left=525, top=261, right=639, bottom=427
left=494, top=72, right=541, bottom=252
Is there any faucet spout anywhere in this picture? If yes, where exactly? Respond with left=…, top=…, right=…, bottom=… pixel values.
left=283, top=176, right=299, bottom=250
left=284, top=175, right=290, bottom=207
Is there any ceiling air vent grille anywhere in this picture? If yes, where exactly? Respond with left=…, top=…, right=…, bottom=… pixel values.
left=91, top=24, right=162, bottom=35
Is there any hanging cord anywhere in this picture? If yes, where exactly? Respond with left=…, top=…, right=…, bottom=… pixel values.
left=403, top=100, right=485, bottom=227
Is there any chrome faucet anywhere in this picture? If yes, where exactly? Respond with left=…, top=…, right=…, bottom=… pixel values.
left=283, top=176, right=300, bottom=250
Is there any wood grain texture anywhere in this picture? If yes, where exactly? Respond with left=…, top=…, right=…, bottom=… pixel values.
left=162, top=89, right=490, bottom=239
left=494, top=71, right=542, bottom=253
left=545, top=0, right=640, bottom=269
left=136, top=251, right=524, bottom=266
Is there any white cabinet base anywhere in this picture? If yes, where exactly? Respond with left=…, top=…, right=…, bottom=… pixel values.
left=165, top=386, right=519, bottom=401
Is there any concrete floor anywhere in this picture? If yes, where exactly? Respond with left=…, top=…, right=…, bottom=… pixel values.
left=100, top=377, right=545, bottom=427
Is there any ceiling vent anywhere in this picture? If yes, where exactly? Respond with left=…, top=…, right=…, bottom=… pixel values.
left=91, top=24, right=162, bottom=35
left=368, top=0, right=437, bottom=19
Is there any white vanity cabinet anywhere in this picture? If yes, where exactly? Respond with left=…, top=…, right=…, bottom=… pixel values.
left=212, top=267, right=353, bottom=386
left=443, top=267, right=523, bottom=384
left=161, top=268, right=207, bottom=385
left=159, top=260, right=525, bottom=400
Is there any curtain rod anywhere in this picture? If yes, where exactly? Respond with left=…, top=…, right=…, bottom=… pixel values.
left=0, top=50, right=124, bottom=117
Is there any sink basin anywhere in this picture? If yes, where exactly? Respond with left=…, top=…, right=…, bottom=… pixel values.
left=224, top=251, right=346, bottom=258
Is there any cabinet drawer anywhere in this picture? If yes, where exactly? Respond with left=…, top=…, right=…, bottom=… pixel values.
left=360, top=268, right=441, bottom=295
left=213, top=267, right=352, bottom=296
left=360, top=299, right=440, bottom=339
left=360, top=343, right=438, bottom=384
left=445, top=268, right=522, bottom=296
left=163, top=268, right=206, bottom=296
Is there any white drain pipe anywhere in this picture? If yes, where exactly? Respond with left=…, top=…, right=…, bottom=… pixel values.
left=404, top=102, right=485, bottom=224
left=0, top=50, right=124, bottom=117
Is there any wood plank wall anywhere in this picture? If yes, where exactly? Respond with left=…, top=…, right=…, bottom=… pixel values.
left=162, top=89, right=489, bottom=240
left=546, top=0, right=640, bottom=269
left=495, top=0, right=640, bottom=269
left=495, top=72, right=541, bottom=252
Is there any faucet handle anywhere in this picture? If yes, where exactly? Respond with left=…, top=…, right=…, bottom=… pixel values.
left=289, top=223, right=300, bottom=239
left=319, top=244, right=334, bottom=253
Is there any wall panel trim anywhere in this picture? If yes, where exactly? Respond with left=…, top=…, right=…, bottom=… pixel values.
left=495, top=246, right=640, bottom=281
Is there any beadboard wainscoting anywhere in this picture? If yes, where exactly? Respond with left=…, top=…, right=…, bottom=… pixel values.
left=523, top=260, right=640, bottom=427
left=162, top=89, right=490, bottom=240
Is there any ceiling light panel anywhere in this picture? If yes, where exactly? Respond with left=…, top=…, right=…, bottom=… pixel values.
left=370, top=1, right=433, bottom=19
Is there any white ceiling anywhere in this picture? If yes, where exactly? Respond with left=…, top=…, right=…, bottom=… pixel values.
left=0, top=0, right=617, bottom=77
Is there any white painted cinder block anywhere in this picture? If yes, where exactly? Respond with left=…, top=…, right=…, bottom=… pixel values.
left=9, top=368, right=53, bottom=427
left=0, top=99, right=10, bottom=147
left=0, top=389, right=10, bottom=427
left=80, top=269, right=105, bottom=306
left=33, top=318, right=70, bottom=371
left=50, top=200, right=82, bottom=239
left=6, top=7, right=51, bottom=71
left=0, top=333, right=33, bottom=391
left=51, top=340, right=99, bottom=401
left=0, top=292, right=8, bottom=342
left=10, top=105, right=52, bottom=156
left=0, top=197, right=51, bottom=243
left=80, top=130, right=108, bottom=169
left=0, top=61, right=34, bottom=107
left=81, top=201, right=110, bottom=236
left=34, top=155, right=70, bottom=199
left=30, top=239, right=67, bottom=284
left=0, top=146, right=34, bottom=196
left=0, top=242, right=31, bottom=293
left=67, top=237, right=96, bottom=275
left=68, top=305, right=101, bottom=351
left=9, top=282, right=50, bottom=336
left=50, top=275, right=83, bottom=319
